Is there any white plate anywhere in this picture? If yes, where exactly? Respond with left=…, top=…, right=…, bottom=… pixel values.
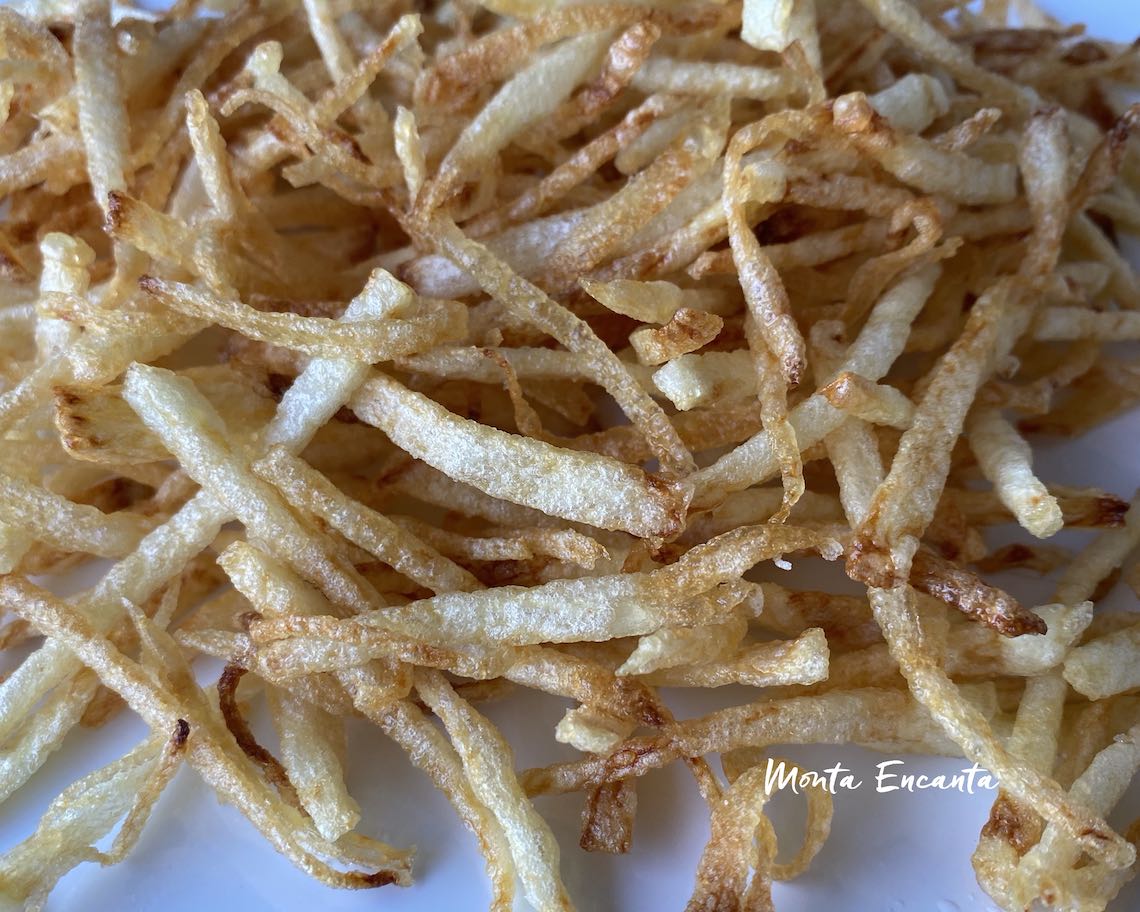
left=1, top=1, right=1138, bottom=910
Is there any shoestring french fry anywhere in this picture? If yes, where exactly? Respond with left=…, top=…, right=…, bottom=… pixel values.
left=0, top=0, right=1138, bottom=909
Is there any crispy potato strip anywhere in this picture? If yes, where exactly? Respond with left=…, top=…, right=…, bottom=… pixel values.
left=0, top=0, right=1136, bottom=909
left=350, top=371, right=691, bottom=538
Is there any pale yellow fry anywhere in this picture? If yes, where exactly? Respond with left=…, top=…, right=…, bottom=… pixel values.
left=547, top=100, right=728, bottom=284
left=868, top=73, right=949, bottom=133
left=301, top=0, right=354, bottom=81
left=0, top=731, right=167, bottom=909
left=350, top=371, right=690, bottom=538
left=631, top=58, right=794, bottom=100
left=74, top=0, right=128, bottom=213
left=313, top=15, right=422, bottom=127
left=580, top=278, right=685, bottom=324
left=141, top=274, right=464, bottom=362
left=694, top=267, right=938, bottom=504
left=555, top=706, right=635, bottom=755
left=416, top=670, right=574, bottom=912
left=268, top=685, right=361, bottom=842
left=1063, top=622, right=1140, bottom=700
left=617, top=616, right=748, bottom=675
left=833, top=93, right=1018, bottom=205
left=185, top=89, right=242, bottom=223
left=651, top=351, right=755, bottom=411
left=389, top=516, right=606, bottom=569
left=396, top=346, right=592, bottom=385
left=684, top=763, right=774, bottom=912
left=967, top=406, right=1063, bottom=538
left=252, top=445, right=481, bottom=594
left=0, top=472, right=153, bottom=559
left=858, top=277, right=1034, bottom=553
left=256, top=525, right=836, bottom=648
left=394, top=106, right=426, bottom=201
left=376, top=700, right=515, bottom=910
left=214, top=543, right=373, bottom=841
left=640, top=629, right=830, bottom=689
left=422, top=31, right=611, bottom=212
left=629, top=308, right=723, bottom=366
left=724, top=117, right=804, bottom=387
left=820, top=372, right=915, bottom=429
left=122, top=364, right=378, bottom=615
left=1034, top=306, right=1140, bottom=340
left=0, top=671, right=98, bottom=804
left=971, top=670, right=1070, bottom=905
left=35, top=233, right=90, bottom=359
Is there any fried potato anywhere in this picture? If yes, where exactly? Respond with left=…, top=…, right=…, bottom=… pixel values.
left=0, top=0, right=1136, bottom=909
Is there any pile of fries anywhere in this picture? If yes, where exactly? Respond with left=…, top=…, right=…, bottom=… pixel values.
left=1, top=0, right=1139, bottom=908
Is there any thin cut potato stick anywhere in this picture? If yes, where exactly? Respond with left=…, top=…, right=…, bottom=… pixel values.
left=631, top=57, right=794, bottom=100
left=252, top=445, right=481, bottom=594
left=74, top=0, right=128, bottom=214
left=639, top=628, right=830, bottom=689
left=350, top=371, right=691, bottom=538
left=250, top=525, right=838, bottom=647
left=652, top=351, right=756, bottom=411
left=122, top=364, right=381, bottom=616
left=0, top=278, right=399, bottom=753
left=0, top=471, right=153, bottom=559
left=424, top=216, right=696, bottom=477
left=0, top=670, right=99, bottom=804
left=0, top=0, right=1137, bottom=908
left=546, top=100, right=729, bottom=286
left=140, top=275, right=465, bottom=362
left=819, top=372, right=915, bottom=429
left=617, top=616, right=748, bottom=675
left=0, top=577, right=413, bottom=888
left=416, top=670, right=574, bottom=912
left=629, top=309, right=723, bottom=366
left=833, top=93, right=1019, bottom=206
left=723, top=114, right=806, bottom=387
left=419, top=30, right=613, bottom=214
left=1064, top=621, right=1140, bottom=700
left=684, top=762, right=776, bottom=912
left=694, top=266, right=939, bottom=503
left=868, top=585, right=1128, bottom=869
left=0, top=731, right=169, bottom=907
left=374, top=699, right=516, bottom=910
left=246, top=538, right=363, bottom=844
left=967, top=406, right=1063, bottom=539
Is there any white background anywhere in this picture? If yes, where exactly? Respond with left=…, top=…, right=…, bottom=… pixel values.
left=1, top=1, right=1138, bottom=910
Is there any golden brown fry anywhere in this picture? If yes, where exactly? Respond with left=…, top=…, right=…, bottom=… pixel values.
left=629, top=308, right=724, bottom=366
left=908, top=549, right=1047, bottom=638
left=0, top=577, right=413, bottom=888
left=0, top=1, right=1137, bottom=909
left=684, top=763, right=775, bottom=912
